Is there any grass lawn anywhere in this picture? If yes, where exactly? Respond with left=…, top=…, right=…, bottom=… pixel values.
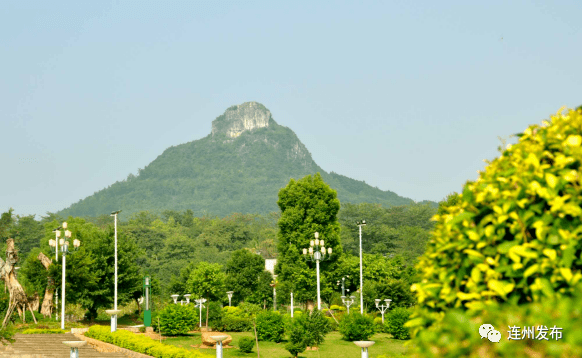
left=162, top=331, right=409, bottom=358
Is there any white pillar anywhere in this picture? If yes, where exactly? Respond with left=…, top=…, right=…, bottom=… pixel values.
left=316, top=259, right=321, bottom=311
left=114, top=213, right=118, bottom=311
left=216, top=340, right=223, bottom=358
left=61, top=251, right=66, bottom=330
left=359, top=225, right=363, bottom=314
left=362, top=347, right=368, bottom=359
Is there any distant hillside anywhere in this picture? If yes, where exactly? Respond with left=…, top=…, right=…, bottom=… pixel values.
left=58, top=102, right=436, bottom=220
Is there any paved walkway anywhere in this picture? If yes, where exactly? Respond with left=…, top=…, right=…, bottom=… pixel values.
left=1, top=333, right=129, bottom=358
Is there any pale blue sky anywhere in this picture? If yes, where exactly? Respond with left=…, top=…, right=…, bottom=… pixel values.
left=2, top=0, right=581, bottom=218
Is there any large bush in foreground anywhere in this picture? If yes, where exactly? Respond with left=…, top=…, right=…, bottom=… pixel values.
left=159, top=304, right=197, bottom=335
left=339, top=312, right=375, bottom=341
left=85, top=325, right=208, bottom=358
left=408, top=286, right=582, bottom=357
left=409, top=107, right=582, bottom=335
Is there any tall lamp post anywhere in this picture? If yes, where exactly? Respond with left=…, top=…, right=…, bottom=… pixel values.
left=52, top=227, right=61, bottom=321
left=356, top=220, right=366, bottom=313
left=303, top=232, right=332, bottom=310
left=48, top=221, right=81, bottom=330
left=375, top=299, right=391, bottom=324
left=108, top=210, right=121, bottom=332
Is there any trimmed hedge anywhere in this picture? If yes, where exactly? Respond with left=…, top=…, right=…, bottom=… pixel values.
left=85, top=325, right=209, bottom=358
left=22, top=329, right=66, bottom=334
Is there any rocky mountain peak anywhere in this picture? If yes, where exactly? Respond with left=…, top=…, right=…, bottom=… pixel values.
left=211, top=101, right=272, bottom=138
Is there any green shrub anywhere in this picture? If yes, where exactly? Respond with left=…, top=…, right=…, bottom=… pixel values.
left=159, top=304, right=197, bottom=335
left=409, top=107, right=582, bottom=336
left=373, top=317, right=386, bottom=333
left=85, top=325, right=209, bottom=358
left=211, top=306, right=253, bottom=332
left=326, top=316, right=339, bottom=331
left=256, top=311, right=285, bottom=342
left=285, top=320, right=307, bottom=358
left=386, top=308, right=410, bottom=340
left=339, top=312, right=375, bottom=341
left=408, top=288, right=582, bottom=357
left=238, top=336, right=255, bottom=353
left=22, top=329, right=66, bottom=334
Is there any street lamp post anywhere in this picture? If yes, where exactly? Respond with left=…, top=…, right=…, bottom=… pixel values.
left=337, top=276, right=350, bottom=297
left=303, top=232, right=332, bottom=311
left=356, top=220, right=366, bottom=314
left=341, top=295, right=356, bottom=314
left=194, top=298, right=207, bottom=328
left=375, top=299, right=392, bottom=324
left=226, top=291, right=234, bottom=307
left=48, top=221, right=81, bottom=330
left=109, top=210, right=121, bottom=331
left=52, top=227, right=61, bottom=321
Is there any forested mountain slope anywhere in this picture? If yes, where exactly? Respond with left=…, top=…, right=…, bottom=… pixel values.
left=58, top=102, right=434, bottom=220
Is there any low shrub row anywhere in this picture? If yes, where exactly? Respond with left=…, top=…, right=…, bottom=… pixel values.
left=22, top=329, right=66, bottom=334
left=85, top=325, right=209, bottom=358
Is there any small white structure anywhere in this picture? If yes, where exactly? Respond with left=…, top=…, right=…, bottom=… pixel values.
left=265, top=259, right=277, bottom=276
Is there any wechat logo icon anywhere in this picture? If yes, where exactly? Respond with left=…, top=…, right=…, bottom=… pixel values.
left=479, top=324, right=501, bottom=343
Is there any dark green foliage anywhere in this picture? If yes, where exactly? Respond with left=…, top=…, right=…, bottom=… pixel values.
left=255, top=311, right=285, bottom=342
left=238, top=336, right=255, bottom=353
left=159, top=304, right=197, bottom=335
left=339, top=312, right=375, bottom=341
left=56, top=103, right=418, bottom=221
left=19, top=249, right=48, bottom=297
left=338, top=202, right=435, bottom=263
left=224, top=249, right=271, bottom=305
left=386, top=307, right=410, bottom=340
left=212, top=306, right=253, bottom=332
left=43, top=217, right=144, bottom=320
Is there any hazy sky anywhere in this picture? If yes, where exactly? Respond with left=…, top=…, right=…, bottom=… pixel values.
left=2, top=0, right=581, bottom=219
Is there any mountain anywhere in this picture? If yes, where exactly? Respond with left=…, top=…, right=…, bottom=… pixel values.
left=58, top=102, right=435, bottom=220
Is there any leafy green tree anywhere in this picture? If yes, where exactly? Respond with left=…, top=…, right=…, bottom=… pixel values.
left=42, top=217, right=143, bottom=319
left=19, top=249, right=48, bottom=298
left=7, top=215, right=44, bottom=261
left=224, top=249, right=270, bottom=305
left=275, top=173, right=342, bottom=305
left=186, top=262, right=225, bottom=327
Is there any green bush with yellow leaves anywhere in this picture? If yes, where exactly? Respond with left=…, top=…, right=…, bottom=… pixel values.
left=407, top=284, right=582, bottom=357
left=407, top=107, right=582, bottom=335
